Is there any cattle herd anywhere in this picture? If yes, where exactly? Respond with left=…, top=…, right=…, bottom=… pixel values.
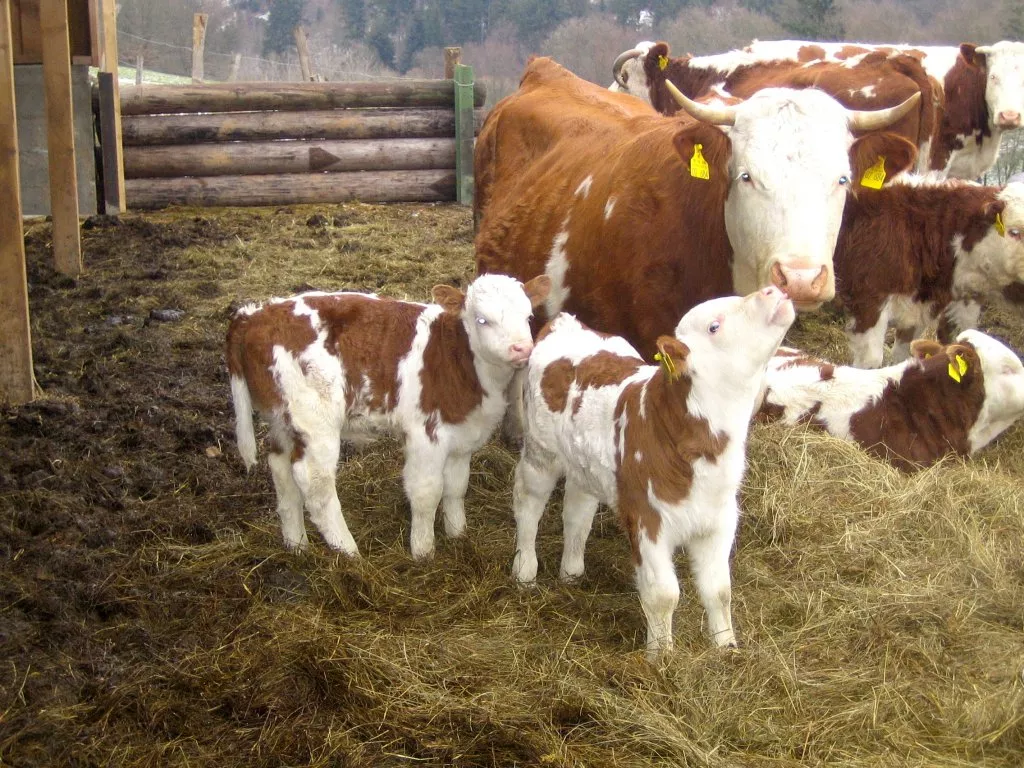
left=228, top=38, right=1024, bottom=655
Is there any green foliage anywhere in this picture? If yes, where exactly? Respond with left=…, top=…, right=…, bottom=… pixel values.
left=368, top=26, right=396, bottom=69
left=263, top=0, right=306, bottom=56
left=782, top=0, right=844, bottom=40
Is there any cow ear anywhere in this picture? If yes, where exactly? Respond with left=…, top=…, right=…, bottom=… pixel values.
left=672, top=123, right=730, bottom=184
left=960, top=43, right=984, bottom=68
left=431, top=284, right=465, bottom=314
left=654, top=335, right=690, bottom=381
left=523, top=275, right=551, bottom=309
left=910, top=339, right=944, bottom=360
left=942, top=343, right=979, bottom=384
left=983, top=198, right=1007, bottom=224
left=849, top=133, right=918, bottom=190
left=644, top=42, right=671, bottom=77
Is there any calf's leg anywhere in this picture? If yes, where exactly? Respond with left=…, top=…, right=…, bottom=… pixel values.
left=635, top=533, right=681, bottom=656
left=291, top=426, right=359, bottom=556
left=511, top=453, right=561, bottom=583
left=404, top=440, right=446, bottom=559
left=560, top=479, right=599, bottom=582
left=268, top=447, right=308, bottom=551
left=442, top=452, right=472, bottom=539
left=684, top=510, right=739, bottom=648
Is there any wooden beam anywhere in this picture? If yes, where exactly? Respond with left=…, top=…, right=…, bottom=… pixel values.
left=453, top=63, right=474, bottom=206
left=39, top=0, right=82, bottom=275
left=444, top=47, right=460, bottom=79
left=294, top=26, right=312, bottom=81
left=120, top=107, right=486, bottom=145
left=134, top=53, right=143, bottom=85
left=191, top=13, right=207, bottom=83
left=97, top=72, right=122, bottom=211
left=118, top=80, right=488, bottom=115
left=126, top=169, right=456, bottom=208
left=98, top=0, right=124, bottom=212
left=0, top=0, right=35, bottom=404
left=88, top=0, right=101, bottom=65
left=228, top=52, right=241, bottom=81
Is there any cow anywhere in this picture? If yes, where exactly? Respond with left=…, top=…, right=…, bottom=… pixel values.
left=739, top=40, right=1024, bottom=179
left=476, top=56, right=919, bottom=360
left=611, top=41, right=939, bottom=165
left=834, top=178, right=1024, bottom=368
left=512, top=287, right=796, bottom=655
left=757, top=331, right=1024, bottom=471
left=225, top=274, right=551, bottom=558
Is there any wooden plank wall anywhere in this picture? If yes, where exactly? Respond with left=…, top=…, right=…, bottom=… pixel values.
left=11, top=0, right=93, bottom=64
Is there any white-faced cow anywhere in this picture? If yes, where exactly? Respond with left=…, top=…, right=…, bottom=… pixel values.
left=739, top=39, right=1024, bottom=179
left=611, top=41, right=939, bottom=164
left=226, top=274, right=550, bottom=558
left=476, top=57, right=918, bottom=359
left=514, top=288, right=795, bottom=654
left=758, top=331, right=1024, bottom=470
left=834, top=179, right=1024, bottom=368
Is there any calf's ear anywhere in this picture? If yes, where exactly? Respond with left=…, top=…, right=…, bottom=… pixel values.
left=960, top=43, right=985, bottom=69
left=654, top=335, right=690, bottom=381
left=523, top=275, right=552, bottom=308
left=910, top=339, right=943, bottom=360
left=850, top=133, right=918, bottom=189
left=431, top=284, right=465, bottom=314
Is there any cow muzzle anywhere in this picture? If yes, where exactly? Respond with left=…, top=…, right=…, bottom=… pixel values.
left=997, top=110, right=1022, bottom=128
left=509, top=341, right=534, bottom=367
left=769, top=263, right=833, bottom=310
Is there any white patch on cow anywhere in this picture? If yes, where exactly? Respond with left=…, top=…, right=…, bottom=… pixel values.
left=689, top=49, right=763, bottom=78
left=858, top=84, right=877, bottom=97
left=609, top=40, right=656, bottom=102
left=575, top=175, right=594, bottom=198
left=960, top=329, right=1024, bottom=452
left=634, top=450, right=643, bottom=463
left=544, top=219, right=572, bottom=318
left=604, top=196, right=616, bottom=220
left=975, top=41, right=1024, bottom=130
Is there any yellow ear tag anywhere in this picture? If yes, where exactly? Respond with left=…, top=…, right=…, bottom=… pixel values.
left=658, top=55, right=669, bottom=71
left=995, top=212, right=1006, bottom=237
left=690, top=143, right=710, bottom=181
left=948, top=354, right=968, bottom=382
left=654, top=351, right=679, bottom=381
left=860, top=156, right=887, bottom=189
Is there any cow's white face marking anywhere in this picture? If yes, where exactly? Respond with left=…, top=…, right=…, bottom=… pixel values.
left=981, top=41, right=1024, bottom=129
left=722, top=88, right=852, bottom=305
left=608, top=41, right=655, bottom=101
left=959, top=329, right=1024, bottom=452
left=953, top=182, right=1024, bottom=298
left=462, top=274, right=537, bottom=369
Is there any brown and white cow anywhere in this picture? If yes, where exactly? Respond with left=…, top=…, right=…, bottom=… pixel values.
left=514, top=288, right=795, bottom=654
left=757, top=331, right=1024, bottom=471
left=739, top=40, right=1024, bottom=179
left=612, top=41, right=939, bottom=163
left=834, top=179, right=1024, bottom=368
left=476, top=57, right=918, bottom=360
left=226, top=274, right=550, bottom=558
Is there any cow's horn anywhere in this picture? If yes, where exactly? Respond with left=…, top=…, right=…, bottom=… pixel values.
left=613, top=47, right=645, bottom=88
left=846, top=91, right=921, bottom=132
left=665, top=80, right=737, bottom=126
left=975, top=45, right=993, bottom=55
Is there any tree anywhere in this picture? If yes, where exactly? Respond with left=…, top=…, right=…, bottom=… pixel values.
left=263, top=0, right=306, bottom=55
left=780, top=0, right=844, bottom=40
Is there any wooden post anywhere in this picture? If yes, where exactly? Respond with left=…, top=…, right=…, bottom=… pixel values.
left=135, top=53, right=143, bottom=85
left=98, top=72, right=123, bottom=213
left=228, top=52, right=241, bottom=82
left=444, top=47, right=461, bottom=79
left=39, top=0, right=82, bottom=275
left=0, top=0, right=35, bottom=404
left=99, top=0, right=124, bottom=213
left=453, top=63, right=474, bottom=206
left=294, top=26, right=313, bottom=81
left=191, top=13, right=208, bottom=83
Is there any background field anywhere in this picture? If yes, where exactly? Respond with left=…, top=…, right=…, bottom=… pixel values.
left=1, top=203, right=1022, bottom=766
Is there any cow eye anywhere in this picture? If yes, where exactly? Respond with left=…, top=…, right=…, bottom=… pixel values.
left=739, top=172, right=752, bottom=183
left=708, top=320, right=721, bottom=334
left=838, top=175, right=850, bottom=185
left=1011, top=228, right=1022, bottom=239
left=476, top=316, right=488, bottom=326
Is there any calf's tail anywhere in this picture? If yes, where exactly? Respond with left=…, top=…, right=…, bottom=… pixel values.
left=230, top=374, right=258, bottom=471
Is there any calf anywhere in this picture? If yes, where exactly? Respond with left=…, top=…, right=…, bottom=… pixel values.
left=837, top=179, right=1024, bottom=368
left=513, top=288, right=795, bottom=655
left=226, top=274, right=551, bottom=558
left=757, top=331, right=1024, bottom=471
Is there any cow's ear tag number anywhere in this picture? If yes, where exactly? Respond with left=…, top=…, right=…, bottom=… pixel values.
left=690, top=144, right=710, bottom=180
left=658, top=55, right=669, bottom=71
left=860, top=156, right=886, bottom=189
left=995, top=212, right=1006, bottom=237
left=948, top=354, right=969, bottom=383
left=654, top=351, right=679, bottom=381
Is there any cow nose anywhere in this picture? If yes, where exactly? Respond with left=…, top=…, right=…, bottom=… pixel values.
left=510, top=341, right=533, bottom=360
left=769, top=262, right=833, bottom=308
left=998, top=110, right=1021, bottom=127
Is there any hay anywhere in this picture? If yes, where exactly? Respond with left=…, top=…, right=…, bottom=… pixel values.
left=1, top=203, right=1022, bottom=766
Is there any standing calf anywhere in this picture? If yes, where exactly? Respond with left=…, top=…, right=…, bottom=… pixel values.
left=513, top=288, right=795, bottom=655
left=837, top=178, right=1024, bottom=367
left=758, top=331, right=1024, bottom=470
left=226, top=274, right=550, bottom=558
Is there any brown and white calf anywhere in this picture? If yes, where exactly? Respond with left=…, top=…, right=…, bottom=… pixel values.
left=513, top=288, right=794, bottom=655
left=226, top=274, right=551, bottom=558
left=837, top=179, right=1024, bottom=368
left=757, top=331, right=1024, bottom=471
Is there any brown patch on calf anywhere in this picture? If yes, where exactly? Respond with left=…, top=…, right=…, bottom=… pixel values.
left=541, top=351, right=643, bottom=414
left=615, top=368, right=729, bottom=564
left=540, top=358, right=575, bottom=412
left=850, top=342, right=985, bottom=469
left=420, top=311, right=485, bottom=441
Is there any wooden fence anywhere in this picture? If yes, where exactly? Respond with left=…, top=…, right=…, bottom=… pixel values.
left=95, top=73, right=486, bottom=210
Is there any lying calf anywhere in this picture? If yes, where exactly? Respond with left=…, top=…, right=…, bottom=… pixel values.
left=227, top=274, right=550, bottom=557
left=757, top=330, right=1024, bottom=470
left=836, top=178, right=1024, bottom=368
left=513, top=287, right=794, bottom=654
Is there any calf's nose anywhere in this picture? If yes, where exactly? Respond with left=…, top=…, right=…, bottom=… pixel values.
left=998, top=110, right=1021, bottom=127
left=510, top=341, right=534, bottom=360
